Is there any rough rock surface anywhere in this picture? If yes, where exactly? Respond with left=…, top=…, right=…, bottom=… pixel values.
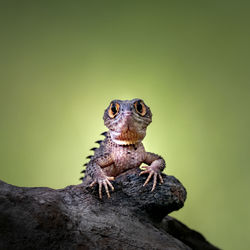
left=0, top=168, right=219, bottom=250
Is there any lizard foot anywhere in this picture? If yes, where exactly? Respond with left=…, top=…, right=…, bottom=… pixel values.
left=90, top=176, right=114, bottom=199
left=139, top=166, right=164, bottom=191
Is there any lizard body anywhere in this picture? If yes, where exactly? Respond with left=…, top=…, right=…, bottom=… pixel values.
left=81, top=99, right=165, bottom=198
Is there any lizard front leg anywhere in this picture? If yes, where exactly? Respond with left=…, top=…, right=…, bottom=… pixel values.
left=86, top=154, right=114, bottom=199
left=140, top=152, right=165, bottom=191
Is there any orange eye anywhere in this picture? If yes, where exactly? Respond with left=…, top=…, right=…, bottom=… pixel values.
left=108, top=102, right=120, bottom=118
left=134, top=100, right=146, bottom=116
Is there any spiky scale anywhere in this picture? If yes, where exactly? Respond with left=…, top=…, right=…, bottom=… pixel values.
left=95, top=140, right=102, bottom=144
left=90, top=147, right=97, bottom=151
left=86, top=155, right=92, bottom=159
left=101, top=131, right=107, bottom=136
left=83, top=163, right=87, bottom=167
left=79, top=177, right=84, bottom=180
left=81, top=169, right=86, bottom=173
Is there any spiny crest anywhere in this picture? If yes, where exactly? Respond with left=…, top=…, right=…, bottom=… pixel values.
left=80, top=132, right=108, bottom=181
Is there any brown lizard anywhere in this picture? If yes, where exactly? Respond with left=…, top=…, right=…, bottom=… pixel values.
left=81, top=99, right=166, bottom=198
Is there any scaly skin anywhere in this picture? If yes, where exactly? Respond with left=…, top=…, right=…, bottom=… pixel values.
left=82, top=99, right=166, bottom=198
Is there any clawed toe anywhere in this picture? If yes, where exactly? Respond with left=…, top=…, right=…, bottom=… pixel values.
left=140, top=168, right=164, bottom=191
left=90, top=176, right=115, bottom=199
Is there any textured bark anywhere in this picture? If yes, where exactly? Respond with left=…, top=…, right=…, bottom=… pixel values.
left=0, top=168, right=219, bottom=250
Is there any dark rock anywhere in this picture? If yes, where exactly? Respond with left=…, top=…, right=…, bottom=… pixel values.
left=0, top=168, right=219, bottom=250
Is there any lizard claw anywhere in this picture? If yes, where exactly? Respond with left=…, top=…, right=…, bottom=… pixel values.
left=140, top=166, right=164, bottom=191
left=90, top=176, right=114, bottom=199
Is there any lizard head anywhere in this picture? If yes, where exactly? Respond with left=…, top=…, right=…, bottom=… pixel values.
left=103, top=98, right=152, bottom=145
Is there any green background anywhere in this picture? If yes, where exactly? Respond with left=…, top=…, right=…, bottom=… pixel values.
left=0, top=1, right=249, bottom=249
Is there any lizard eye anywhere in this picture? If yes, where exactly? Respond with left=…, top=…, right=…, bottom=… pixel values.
left=108, top=102, right=120, bottom=118
left=134, top=100, right=146, bottom=116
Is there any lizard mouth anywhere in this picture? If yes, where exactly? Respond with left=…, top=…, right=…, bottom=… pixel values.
left=110, top=129, right=145, bottom=145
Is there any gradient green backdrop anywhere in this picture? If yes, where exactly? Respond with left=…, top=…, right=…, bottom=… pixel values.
left=1, top=1, right=249, bottom=249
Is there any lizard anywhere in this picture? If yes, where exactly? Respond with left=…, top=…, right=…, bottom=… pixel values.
left=81, top=98, right=166, bottom=199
